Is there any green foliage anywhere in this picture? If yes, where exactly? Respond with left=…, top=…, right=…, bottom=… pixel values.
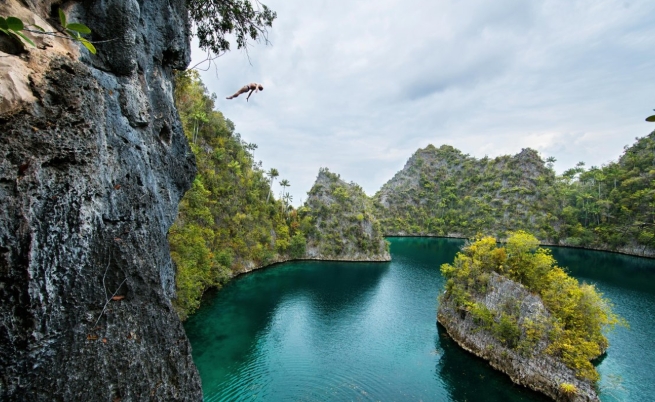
left=469, top=302, right=494, bottom=329
left=169, top=70, right=300, bottom=318
left=375, top=133, right=655, bottom=256
left=493, top=312, right=520, bottom=348
left=332, top=186, right=349, bottom=202
left=187, top=0, right=277, bottom=56
left=279, top=179, right=291, bottom=215
left=275, top=224, right=290, bottom=252
left=0, top=16, right=36, bottom=47
left=441, top=232, right=623, bottom=382
left=559, top=382, right=578, bottom=396
left=517, top=317, right=546, bottom=355
left=266, top=168, right=279, bottom=203
left=374, top=146, right=561, bottom=240
left=58, top=8, right=95, bottom=54
left=289, top=233, right=307, bottom=258
left=303, top=168, right=388, bottom=259
left=553, top=131, right=655, bottom=253
left=170, top=223, right=216, bottom=318
left=0, top=10, right=95, bottom=53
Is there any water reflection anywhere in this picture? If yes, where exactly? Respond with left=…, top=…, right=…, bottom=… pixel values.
left=388, top=236, right=464, bottom=267
left=184, top=261, right=390, bottom=398
left=548, top=247, right=655, bottom=295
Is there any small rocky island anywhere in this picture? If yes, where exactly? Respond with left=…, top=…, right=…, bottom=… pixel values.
left=437, top=232, right=620, bottom=402
left=302, top=168, right=390, bottom=261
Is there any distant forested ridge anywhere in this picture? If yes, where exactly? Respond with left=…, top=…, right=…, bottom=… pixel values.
left=374, top=145, right=559, bottom=239
left=374, top=134, right=655, bottom=257
left=556, top=132, right=655, bottom=254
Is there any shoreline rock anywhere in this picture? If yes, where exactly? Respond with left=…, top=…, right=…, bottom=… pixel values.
left=437, top=272, right=599, bottom=402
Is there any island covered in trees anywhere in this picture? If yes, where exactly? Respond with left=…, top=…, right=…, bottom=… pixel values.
left=438, top=232, right=622, bottom=401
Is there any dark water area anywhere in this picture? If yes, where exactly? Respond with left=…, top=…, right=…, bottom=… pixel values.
left=184, top=238, right=655, bottom=401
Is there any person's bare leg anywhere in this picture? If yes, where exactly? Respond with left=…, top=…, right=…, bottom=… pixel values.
left=227, top=86, right=249, bottom=100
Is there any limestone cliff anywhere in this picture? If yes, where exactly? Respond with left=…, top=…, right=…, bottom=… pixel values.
left=373, top=140, right=655, bottom=258
left=437, top=273, right=599, bottom=402
left=303, top=168, right=390, bottom=261
left=373, top=144, right=559, bottom=240
left=0, top=0, right=202, bottom=400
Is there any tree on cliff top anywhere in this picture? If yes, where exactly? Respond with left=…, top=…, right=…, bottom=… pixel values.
left=188, top=0, right=276, bottom=59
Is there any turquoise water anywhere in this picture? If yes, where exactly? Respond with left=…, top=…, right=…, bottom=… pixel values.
left=184, top=238, right=655, bottom=401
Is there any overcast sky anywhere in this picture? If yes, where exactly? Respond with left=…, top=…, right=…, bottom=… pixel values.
left=190, top=0, right=655, bottom=206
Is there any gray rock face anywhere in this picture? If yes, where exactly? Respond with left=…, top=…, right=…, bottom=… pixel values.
left=0, top=0, right=202, bottom=400
left=437, top=273, right=598, bottom=402
left=304, top=168, right=390, bottom=261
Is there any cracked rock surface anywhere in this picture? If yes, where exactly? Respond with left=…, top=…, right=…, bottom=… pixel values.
left=0, top=0, right=201, bottom=400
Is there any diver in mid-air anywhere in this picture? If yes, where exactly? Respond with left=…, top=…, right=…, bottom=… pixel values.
left=226, top=83, right=264, bottom=101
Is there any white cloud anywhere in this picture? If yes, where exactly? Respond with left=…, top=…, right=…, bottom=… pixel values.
left=191, top=0, right=655, bottom=205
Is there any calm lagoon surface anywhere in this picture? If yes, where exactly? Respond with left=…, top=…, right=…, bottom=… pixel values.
left=184, top=238, right=655, bottom=401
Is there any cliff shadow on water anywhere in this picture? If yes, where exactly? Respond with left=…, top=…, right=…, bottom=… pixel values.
left=184, top=260, right=390, bottom=394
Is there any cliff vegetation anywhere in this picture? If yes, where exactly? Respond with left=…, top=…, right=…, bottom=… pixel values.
left=556, top=132, right=655, bottom=254
left=169, top=70, right=305, bottom=318
left=169, top=73, right=390, bottom=319
left=374, top=145, right=559, bottom=239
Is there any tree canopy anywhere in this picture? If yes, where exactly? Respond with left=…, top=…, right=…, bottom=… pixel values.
left=187, top=0, right=277, bottom=56
left=373, top=133, right=655, bottom=256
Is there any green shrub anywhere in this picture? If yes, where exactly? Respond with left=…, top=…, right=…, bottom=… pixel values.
left=559, top=383, right=577, bottom=396
left=289, top=233, right=307, bottom=259
left=493, top=313, right=520, bottom=348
